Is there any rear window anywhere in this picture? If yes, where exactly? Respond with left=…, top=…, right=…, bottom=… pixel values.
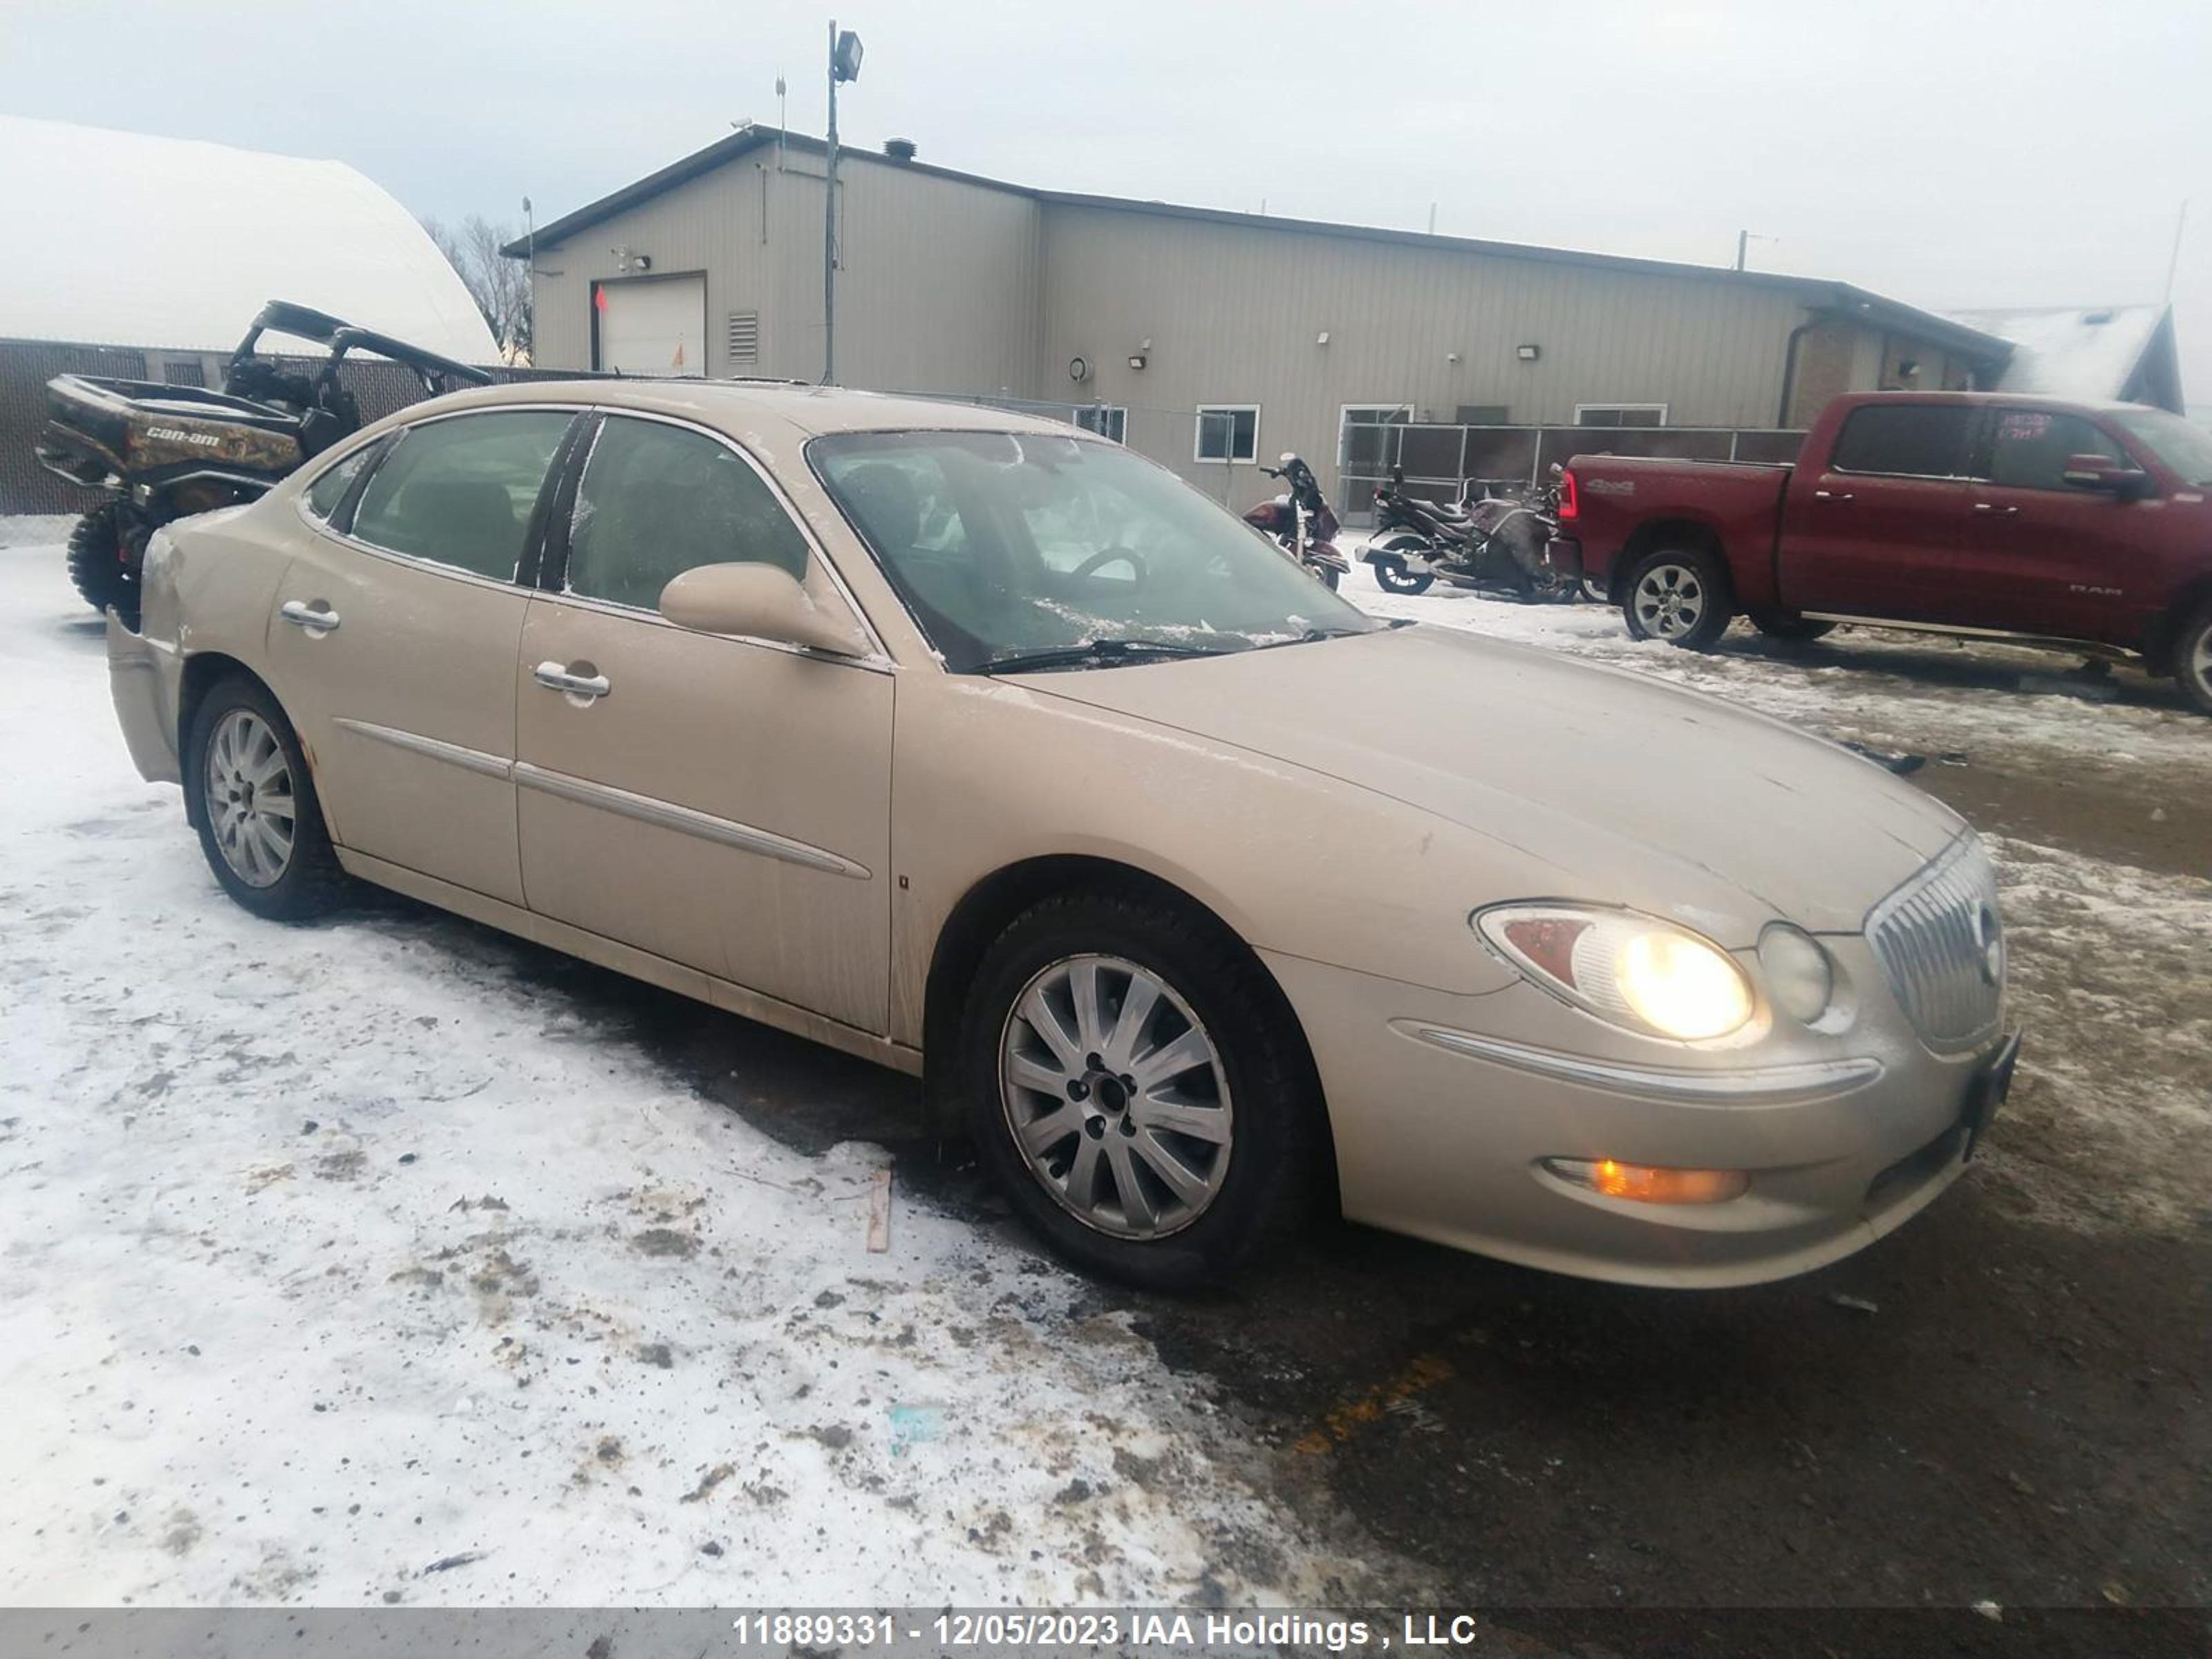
left=1830, top=405, right=1974, bottom=478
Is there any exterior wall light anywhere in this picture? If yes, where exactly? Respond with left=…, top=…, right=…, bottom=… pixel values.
left=1517, top=344, right=1540, bottom=361
left=1128, top=353, right=1147, bottom=371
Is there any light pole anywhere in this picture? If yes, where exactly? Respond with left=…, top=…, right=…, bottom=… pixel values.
left=823, top=23, right=863, bottom=384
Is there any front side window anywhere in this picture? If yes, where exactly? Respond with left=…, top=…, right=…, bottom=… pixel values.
left=1194, top=405, right=1258, bottom=463
left=1985, top=410, right=2125, bottom=491
left=1830, top=404, right=1974, bottom=478
left=350, top=411, right=573, bottom=579
left=2110, top=406, right=2212, bottom=487
left=565, top=415, right=808, bottom=611
left=814, top=429, right=1374, bottom=673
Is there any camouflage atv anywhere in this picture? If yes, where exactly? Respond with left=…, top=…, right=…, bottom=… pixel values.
left=35, top=300, right=491, bottom=627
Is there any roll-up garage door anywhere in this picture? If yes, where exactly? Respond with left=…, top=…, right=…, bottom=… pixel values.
left=594, top=276, right=706, bottom=376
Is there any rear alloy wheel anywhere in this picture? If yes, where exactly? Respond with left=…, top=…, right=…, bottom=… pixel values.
left=2175, top=602, right=2212, bottom=717
left=187, top=676, right=348, bottom=920
left=1624, top=547, right=1733, bottom=650
left=1371, top=554, right=1435, bottom=596
left=962, top=891, right=1325, bottom=1289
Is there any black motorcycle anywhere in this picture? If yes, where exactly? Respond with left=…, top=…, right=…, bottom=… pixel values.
left=1361, top=465, right=1577, bottom=602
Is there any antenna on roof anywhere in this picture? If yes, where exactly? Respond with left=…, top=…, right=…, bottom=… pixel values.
left=776, top=73, right=788, bottom=169
left=2166, top=198, right=2190, bottom=303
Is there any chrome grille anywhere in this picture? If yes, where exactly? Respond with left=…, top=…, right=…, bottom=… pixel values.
left=1865, top=834, right=2005, bottom=1053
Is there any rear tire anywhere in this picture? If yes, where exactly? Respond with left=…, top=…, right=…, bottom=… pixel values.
left=185, top=675, right=348, bottom=921
left=959, top=890, right=1327, bottom=1291
left=1750, top=611, right=1837, bottom=644
left=2175, top=601, right=2212, bottom=717
left=1313, top=565, right=1342, bottom=592
left=66, top=503, right=136, bottom=626
left=1622, top=546, right=1733, bottom=650
left=1370, top=554, right=1435, bottom=596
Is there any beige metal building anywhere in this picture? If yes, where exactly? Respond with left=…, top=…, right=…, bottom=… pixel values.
left=509, top=128, right=2177, bottom=503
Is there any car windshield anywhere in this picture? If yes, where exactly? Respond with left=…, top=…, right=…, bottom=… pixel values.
left=2111, top=407, right=2212, bottom=487
left=810, top=429, right=1375, bottom=672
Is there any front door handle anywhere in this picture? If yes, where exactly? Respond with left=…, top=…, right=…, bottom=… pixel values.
left=279, top=599, right=341, bottom=632
left=1972, top=502, right=2021, bottom=516
left=534, top=660, right=611, bottom=702
left=1812, top=489, right=1854, bottom=503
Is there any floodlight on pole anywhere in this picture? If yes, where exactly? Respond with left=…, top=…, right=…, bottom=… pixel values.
left=824, top=22, right=863, bottom=384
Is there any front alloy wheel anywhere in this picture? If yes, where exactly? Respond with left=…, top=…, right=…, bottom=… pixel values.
left=962, top=890, right=1325, bottom=1289
left=999, top=954, right=1233, bottom=1239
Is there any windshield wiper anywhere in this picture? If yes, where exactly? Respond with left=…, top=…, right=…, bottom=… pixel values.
left=975, top=638, right=1240, bottom=675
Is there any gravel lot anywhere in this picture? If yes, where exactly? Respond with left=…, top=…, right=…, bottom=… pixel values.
left=2, top=518, right=2204, bottom=1626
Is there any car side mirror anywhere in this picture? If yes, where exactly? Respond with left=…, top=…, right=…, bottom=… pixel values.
left=659, top=563, right=871, bottom=657
left=2061, top=453, right=2150, bottom=500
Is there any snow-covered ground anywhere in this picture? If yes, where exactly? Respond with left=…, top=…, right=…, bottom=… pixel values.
left=0, top=519, right=1381, bottom=1608
left=3, top=516, right=2206, bottom=1609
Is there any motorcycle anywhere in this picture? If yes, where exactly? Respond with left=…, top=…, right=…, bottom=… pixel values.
left=1362, top=464, right=1580, bottom=602
left=1242, top=452, right=1351, bottom=590
left=35, top=299, right=491, bottom=628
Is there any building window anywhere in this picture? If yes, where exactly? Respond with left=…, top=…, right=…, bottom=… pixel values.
left=1194, top=405, right=1259, bottom=463
left=1074, top=406, right=1127, bottom=444
left=1575, top=404, right=1667, bottom=427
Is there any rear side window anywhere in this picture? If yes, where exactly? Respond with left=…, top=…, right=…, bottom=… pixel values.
left=303, top=444, right=375, bottom=520
left=350, top=411, right=573, bottom=580
left=1830, top=406, right=1974, bottom=478
left=1986, top=410, right=2124, bottom=491
left=564, top=415, right=808, bottom=611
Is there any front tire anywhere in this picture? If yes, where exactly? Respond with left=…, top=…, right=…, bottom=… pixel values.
left=66, top=503, right=136, bottom=626
left=959, top=890, right=1326, bottom=1290
left=2175, top=601, right=2212, bottom=717
left=186, top=675, right=348, bottom=920
left=1371, top=554, right=1435, bottom=596
left=1623, top=546, right=1733, bottom=650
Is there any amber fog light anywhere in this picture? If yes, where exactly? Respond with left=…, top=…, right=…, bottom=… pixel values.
left=1543, top=1157, right=1750, bottom=1204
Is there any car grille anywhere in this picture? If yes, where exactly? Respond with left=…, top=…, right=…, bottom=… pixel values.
left=1865, top=834, right=2005, bottom=1054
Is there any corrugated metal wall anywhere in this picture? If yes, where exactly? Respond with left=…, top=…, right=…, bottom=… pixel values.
left=1038, top=202, right=1814, bottom=499
left=529, top=149, right=1042, bottom=394
left=524, top=153, right=1988, bottom=506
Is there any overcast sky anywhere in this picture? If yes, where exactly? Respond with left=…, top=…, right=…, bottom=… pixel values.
left=3, top=1, right=2205, bottom=404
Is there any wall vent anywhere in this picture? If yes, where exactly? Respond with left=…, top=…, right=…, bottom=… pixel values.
left=727, top=310, right=760, bottom=367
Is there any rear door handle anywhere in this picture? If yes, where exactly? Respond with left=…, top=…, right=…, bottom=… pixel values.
left=1812, top=489, right=1854, bottom=503
left=1972, top=502, right=2020, bottom=516
left=534, top=660, right=610, bottom=702
left=279, top=599, right=340, bottom=632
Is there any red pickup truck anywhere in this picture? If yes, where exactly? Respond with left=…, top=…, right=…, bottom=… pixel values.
left=1554, top=392, right=2212, bottom=714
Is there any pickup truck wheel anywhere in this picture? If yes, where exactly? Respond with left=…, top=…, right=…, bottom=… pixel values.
left=2176, top=603, right=2212, bottom=716
left=1370, top=555, right=1435, bottom=596
left=1624, top=548, right=1732, bottom=650
left=1750, top=611, right=1837, bottom=644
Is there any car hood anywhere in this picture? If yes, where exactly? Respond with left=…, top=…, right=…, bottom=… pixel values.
left=1017, top=624, right=1963, bottom=939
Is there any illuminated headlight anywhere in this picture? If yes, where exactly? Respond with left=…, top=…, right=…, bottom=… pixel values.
left=1474, top=904, right=1753, bottom=1042
left=1758, top=923, right=1835, bottom=1025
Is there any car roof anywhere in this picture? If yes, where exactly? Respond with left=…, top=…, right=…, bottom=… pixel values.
left=400, top=377, right=1079, bottom=438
